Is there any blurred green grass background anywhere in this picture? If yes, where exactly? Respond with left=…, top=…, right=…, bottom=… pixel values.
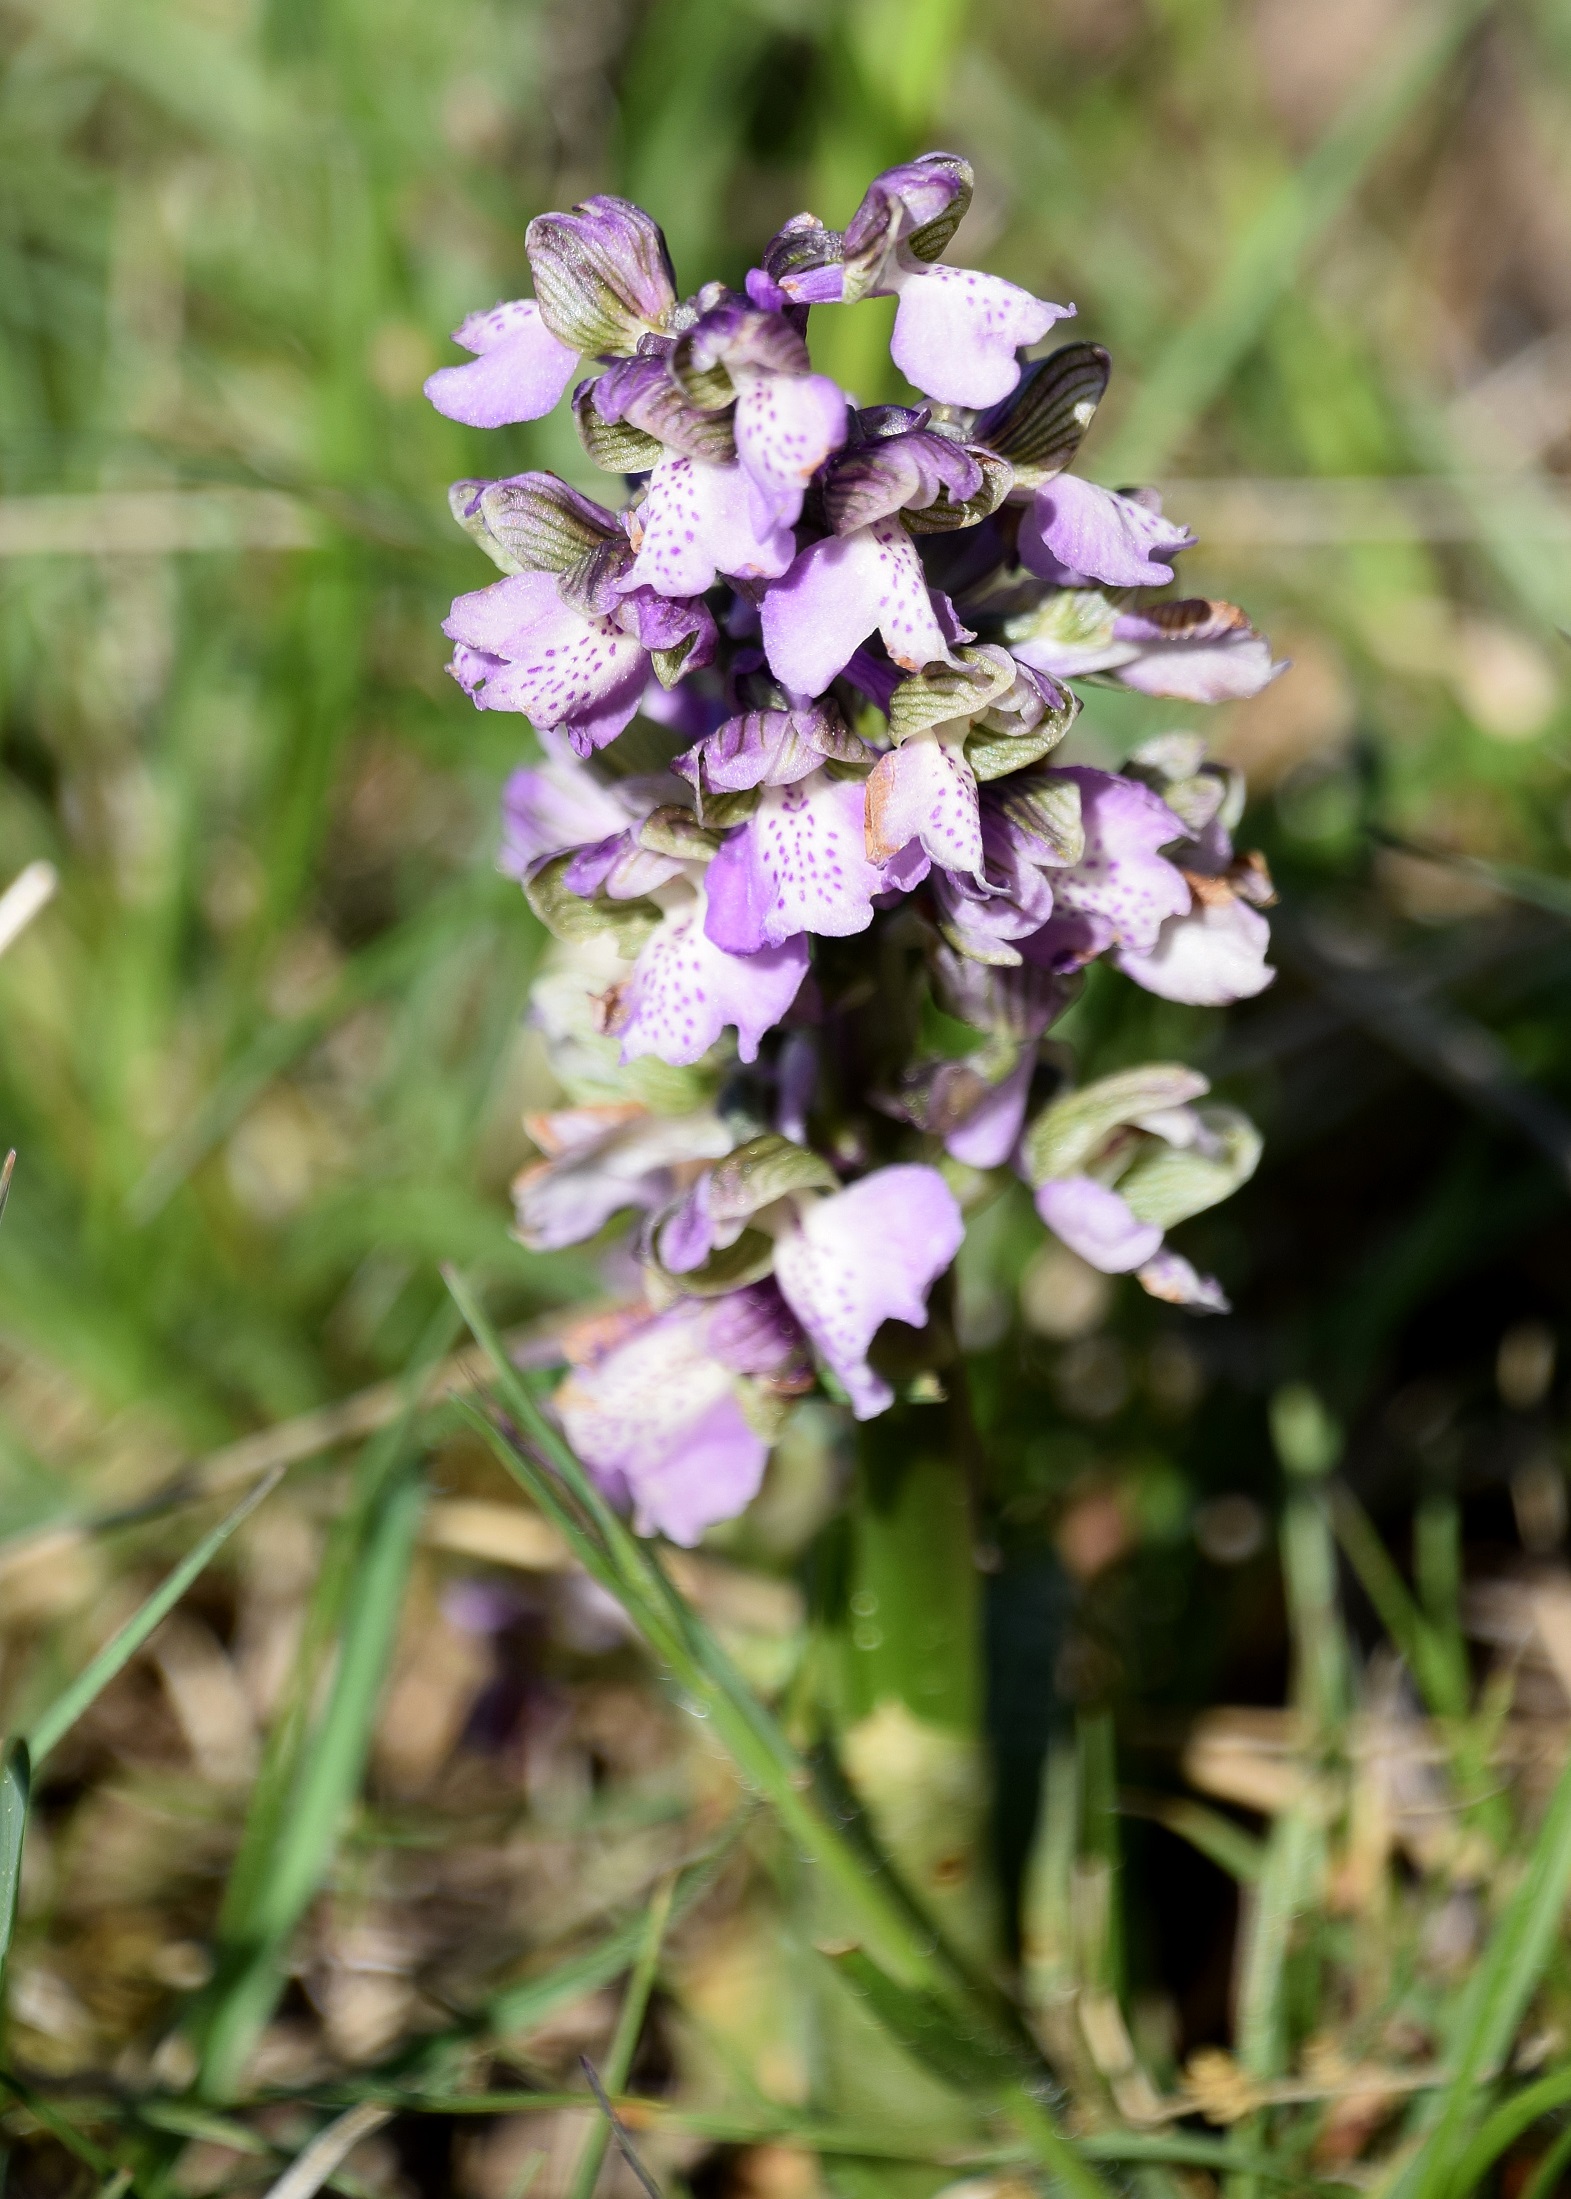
left=5, top=0, right=1571, bottom=2186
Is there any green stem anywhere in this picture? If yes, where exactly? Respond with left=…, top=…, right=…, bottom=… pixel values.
left=566, top=1877, right=676, bottom=2199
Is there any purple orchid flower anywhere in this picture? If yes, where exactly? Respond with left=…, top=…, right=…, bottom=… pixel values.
left=622, top=451, right=797, bottom=597
left=444, top=566, right=716, bottom=755
left=759, top=158, right=1073, bottom=409
left=511, top=1103, right=735, bottom=1251
left=1019, top=477, right=1197, bottom=589
left=771, top=1165, right=965, bottom=1418
left=704, top=773, right=891, bottom=951
left=672, top=295, right=848, bottom=530
left=1019, top=768, right=1192, bottom=971
left=498, top=742, right=637, bottom=879
left=614, top=884, right=809, bottom=1067
left=425, top=195, right=678, bottom=427
left=760, top=515, right=966, bottom=695
left=429, top=163, right=1280, bottom=1542
left=1113, top=732, right=1277, bottom=1004
left=424, top=300, right=583, bottom=430
left=1009, top=593, right=1285, bottom=704
left=1024, top=1071, right=1259, bottom=1313
left=555, top=1281, right=806, bottom=1544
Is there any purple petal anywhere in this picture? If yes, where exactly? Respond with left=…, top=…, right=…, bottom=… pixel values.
left=889, top=265, right=1072, bottom=409
left=705, top=1278, right=805, bottom=1375
left=1048, top=768, right=1190, bottom=956
left=555, top=1303, right=766, bottom=1545
left=624, top=454, right=795, bottom=597
left=1109, top=602, right=1287, bottom=703
left=822, top=428, right=983, bottom=534
left=513, top=1110, right=731, bottom=1252
left=498, top=757, right=631, bottom=878
left=675, top=703, right=864, bottom=795
left=843, top=155, right=975, bottom=268
left=701, top=827, right=770, bottom=955
left=1116, top=896, right=1275, bottom=1006
left=443, top=571, right=648, bottom=750
left=734, top=369, right=848, bottom=529
left=614, top=585, right=719, bottom=673
left=1137, top=1251, right=1230, bottom=1313
left=1035, top=1175, right=1163, bottom=1273
left=761, top=518, right=956, bottom=694
left=424, top=300, right=580, bottom=427
left=657, top=1177, right=718, bottom=1273
left=619, top=901, right=808, bottom=1066
left=866, top=731, right=983, bottom=878
left=525, top=195, right=677, bottom=353
left=719, top=772, right=885, bottom=947
left=773, top=1166, right=964, bottom=1419
left=1021, top=475, right=1196, bottom=588
left=944, top=1048, right=1034, bottom=1169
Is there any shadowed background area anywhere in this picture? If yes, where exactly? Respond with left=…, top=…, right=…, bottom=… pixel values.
left=2, top=0, right=1571, bottom=2193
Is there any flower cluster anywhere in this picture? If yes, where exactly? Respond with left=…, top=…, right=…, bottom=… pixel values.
left=430, top=156, right=1280, bottom=1545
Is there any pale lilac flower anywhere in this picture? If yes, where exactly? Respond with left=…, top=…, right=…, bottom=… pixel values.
left=772, top=1165, right=965, bottom=1417
left=1018, top=477, right=1196, bottom=589
left=1022, top=768, right=1191, bottom=970
left=673, top=701, right=871, bottom=810
left=1009, top=594, right=1285, bottom=704
left=424, top=300, right=582, bottom=429
left=1035, top=1174, right=1163, bottom=1272
left=672, top=295, right=848, bottom=530
left=511, top=1104, right=734, bottom=1251
left=762, top=158, right=1073, bottom=409
left=1114, top=732, right=1277, bottom=1006
left=760, top=516, right=964, bottom=694
left=704, top=772, right=890, bottom=950
left=865, top=729, right=984, bottom=879
left=425, top=196, right=677, bottom=427
left=615, top=886, right=808, bottom=1067
left=498, top=743, right=634, bottom=878
left=943, top=1049, right=1038, bottom=1168
left=622, top=450, right=796, bottom=596
left=555, top=1282, right=805, bottom=1544
left=1118, top=893, right=1274, bottom=1006
left=444, top=568, right=715, bottom=755
left=1137, top=1249, right=1230, bottom=1312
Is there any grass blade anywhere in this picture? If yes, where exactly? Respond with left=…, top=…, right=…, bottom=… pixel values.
left=26, top=1465, right=285, bottom=1766
left=566, top=1875, right=675, bottom=2199
left=198, top=1459, right=427, bottom=2098
left=260, top=2102, right=393, bottom=2199
left=0, top=1736, right=30, bottom=1983
left=1445, top=2066, right=1571, bottom=2199
left=1398, top=1748, right=1571, bottom=2198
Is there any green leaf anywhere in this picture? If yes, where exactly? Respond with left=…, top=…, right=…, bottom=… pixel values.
left=27, top=1464, right=285, bottom=1766
left=1022, top=1064, right=1209, bottom=1186
left=888, top=648, right=1016, bottom=740
left=198, top=1460, right=426, bottom=2097
left=826, top=1947, right=1027, bottom=2094
left=1117, top=1106, right=1262, bottom=1229
left=524, top=855, right=663, bottom=956
left=566, top=1877, right=675, bottom=2199
left=0, top=1737, right=30, bottom=1983
left=1445, top=2065, right=1571, bottom=2199
left=975, top=342, right=1111, bottom=488
left=1397, top=1747, right=1571, bottom=2199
